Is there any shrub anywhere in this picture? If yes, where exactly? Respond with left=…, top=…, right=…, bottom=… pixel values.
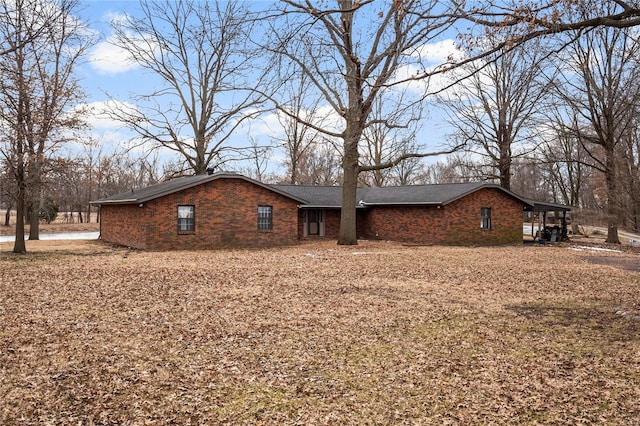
left=39, top=198, right=59, bottom=224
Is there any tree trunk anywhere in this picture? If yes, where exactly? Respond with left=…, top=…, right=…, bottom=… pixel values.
left=499, top=164, right=511, bottom=190
left=28, top=164, right=42, bottom=240
left=13, top=187, right=26, bottom=254
left=29, top=198, right=40, bottom=240
left=3, top=201, right=12, bottom=227
left=194, top=133, right=207, bottom=175
left=604, top=150, right=620, bottom=244
left=29, top=210, right=39, bottom=240
left=338, top=138, right=359, bottom=245
left=498, top=135, right=512, bottom=190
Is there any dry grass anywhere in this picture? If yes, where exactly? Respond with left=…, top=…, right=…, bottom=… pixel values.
left=1, top=240, right=639, bottom=424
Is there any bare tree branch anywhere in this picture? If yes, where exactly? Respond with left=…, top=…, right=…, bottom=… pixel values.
left=0, top=0, right=92, bottom=251
left=261, top=0, right=463, bottom=244
left=107, top=0, right=264, bottom=175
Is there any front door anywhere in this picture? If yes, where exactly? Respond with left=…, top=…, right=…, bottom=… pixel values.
left=305, top=209, right=324, bottom=236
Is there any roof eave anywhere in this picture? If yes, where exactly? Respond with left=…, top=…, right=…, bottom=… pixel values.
left=525, top=201, right=573, bottom=212
left=90, top=198, right=137, bottom=205
left=360, top=201, right=443, bottom=207
left=299, top=204, right=341, bottom=209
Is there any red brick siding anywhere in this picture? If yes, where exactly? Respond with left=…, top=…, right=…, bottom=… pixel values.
left=441, top=189, right=524, bottom=245
left=99, top=204, right=148, bottom=249
left=101, top=178, right=300, bottom=250
left=324, top=209, right=342, bottom=238
left=362, top=205, right=444, bottom=243
left=362, top=188, right=524, bottom=245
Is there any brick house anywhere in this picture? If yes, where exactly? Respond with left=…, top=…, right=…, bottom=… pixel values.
left=92, top=171, right=546, bottom=250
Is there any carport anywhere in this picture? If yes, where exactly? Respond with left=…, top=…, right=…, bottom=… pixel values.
left=524, top=200, right=572, bottom=242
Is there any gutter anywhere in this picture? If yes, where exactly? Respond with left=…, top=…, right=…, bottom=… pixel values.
left=298, top=204, right=371, bottom=209
left=89, top=199, right=138, bottom=205
left=358, top=201, right=444, bottom=207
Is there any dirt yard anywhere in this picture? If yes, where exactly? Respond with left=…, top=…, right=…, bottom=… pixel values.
left=1, top=240, right=639, bottom=424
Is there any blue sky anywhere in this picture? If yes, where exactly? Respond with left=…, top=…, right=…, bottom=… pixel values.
left=73, top=1, right=460, bottom=175
left=79, top=1, right=146, bottom=96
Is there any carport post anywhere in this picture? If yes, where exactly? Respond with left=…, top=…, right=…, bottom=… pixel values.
left=561, top=210, right=568, bottom=241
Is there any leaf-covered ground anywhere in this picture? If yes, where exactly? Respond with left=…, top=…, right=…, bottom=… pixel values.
left=1, top=240, right=639, bottom=424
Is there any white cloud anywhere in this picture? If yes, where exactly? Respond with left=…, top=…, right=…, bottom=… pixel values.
left=88, top=39, right=140, bottom=74
left=63, top=100, right=146, bottom=154
left=238, top=104, right=345, bottom=144
left=315, top=104, right=345, bottom=134
left=392, top=63, right=430, bottom=93
left=413, top=39, right=466, bottom=66
left=87, top=12, right=135, bottom=74
left=240, top=110, right=284, bottom=140
left=102, top=11, right=129, bottom=26
left=77, top=100, right=138, bottom=130
left=87, top=12, right=158, bottom=75
left=391, top=39, right=470, bottom=95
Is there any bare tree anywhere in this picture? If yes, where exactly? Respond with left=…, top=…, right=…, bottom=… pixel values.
left=420, top=156, right=476, bottom=184
left=387, top=150, right=429, bottom=186
left=295, top=139, right=343, bottom=186
left=240, top=137, right=272, bottom=182
left=439, top=35, right=553, bottom=191
left=359, top=95, right=424, bottom=187
left=0, top=0, right=91, bottom=252
left=0, top=0, right=58, bottom=57
left=553, top=17, right=640, bottom=244
left=509, top=158, right=554, bottom=201
left=535, top=107, right=597, bottom=232
left=0, top=161, right=15, bottom=226
left=108, top=0, right=263, bottom=175
left=456, top=0, right=640, bottom=42
left=619, top=122, right=640, bottom=232
left=276, top=72, right=326, bottom=184
left=263, top=0, right=464, bottom=244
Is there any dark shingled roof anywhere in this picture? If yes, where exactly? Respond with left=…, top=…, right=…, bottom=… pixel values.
left=271, top=185, right=343, bottom=208
left=91, top=172, right=309, bottom=205
left=92, top=174, right=216, bottom=204
left=275, top=182, right=531, bottom=208
left=358, top=182, right=490, bottom=206
left=92, top=172, right=545, bottom=210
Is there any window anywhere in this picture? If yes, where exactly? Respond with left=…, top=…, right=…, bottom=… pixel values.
left=257, top=205, right=273, bottom=230
left=480, top=207, right=491, bottom=229
left=177, top=205, right=195, bottom=232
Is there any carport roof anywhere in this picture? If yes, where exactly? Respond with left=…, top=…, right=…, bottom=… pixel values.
left=523, top=199, right=573, bottom=212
